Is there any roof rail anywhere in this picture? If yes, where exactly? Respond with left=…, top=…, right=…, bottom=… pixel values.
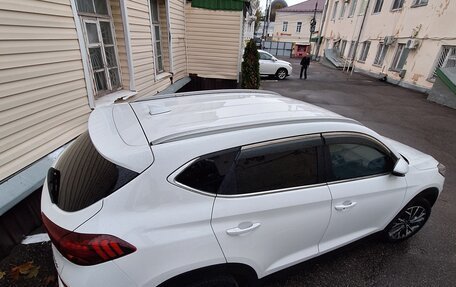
left=151, top=117, right=360, bottom=145
left=134, top=89, right=281, bottom=102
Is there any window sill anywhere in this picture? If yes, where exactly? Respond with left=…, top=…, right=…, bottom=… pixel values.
left=94, top=90, right=137, bottom=108
left=156, top=72, right=172, bottom=81
left=390, top=8, right=403, bottom=12
left=411, top=3, right=428, bottom=8
left=372, top=63, right=383, bottom=67
left=357, top=60, right=366, bottom=63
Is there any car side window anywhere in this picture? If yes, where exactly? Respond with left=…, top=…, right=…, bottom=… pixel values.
left=328, top=143, right=394, bottom=181
left=259, top=52, right=272, bottom=60
left=175, top=149, right=239, bottom=194
left=221, top=137, right=321, bottom=195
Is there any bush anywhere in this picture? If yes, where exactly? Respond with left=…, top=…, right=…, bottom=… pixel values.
left=241, top=39, right=260, bottom=89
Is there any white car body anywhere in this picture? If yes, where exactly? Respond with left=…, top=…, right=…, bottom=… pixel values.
left=258, top=50, right=292, bottom=79
left=41, top=90, right=444, bottom=287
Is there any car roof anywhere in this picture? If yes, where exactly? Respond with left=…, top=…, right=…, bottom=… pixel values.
left=130, top=90, right=356, bottom=145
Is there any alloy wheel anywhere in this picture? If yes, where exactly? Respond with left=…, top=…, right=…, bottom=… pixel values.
left=277, top=69, right=287, bottom=80
left=388, top=205, right=427, bottom=240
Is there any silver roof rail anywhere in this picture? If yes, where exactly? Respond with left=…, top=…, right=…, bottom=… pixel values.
left=134, top=89, right=281, bottom=102
left=151, top=117, right=360, bottom=145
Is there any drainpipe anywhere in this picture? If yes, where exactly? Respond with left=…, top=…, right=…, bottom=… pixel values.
left=315, top=0, right=329, bottom=59
left=165, top=0, right=174, bottom=81
left=350, top=0, right=371, bottom=73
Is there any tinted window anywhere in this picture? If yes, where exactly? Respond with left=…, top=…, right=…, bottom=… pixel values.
left=259, top=52, right=272, bottom=60
left=225, top=140, right=319, bottom=195
left=175, top=149, right=239, bottom=194
left=328, top=143, right=394, bottom=181
left=50, top=131, right=138, bottom=212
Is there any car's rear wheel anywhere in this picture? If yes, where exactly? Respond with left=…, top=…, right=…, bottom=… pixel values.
left=384, top=198, right=431, bottom=242
left=187, top=275, right=239, bottom=287
left=276, top=68, right=287, bottom=80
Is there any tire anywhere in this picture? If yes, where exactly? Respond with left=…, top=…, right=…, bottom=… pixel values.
left=186, top=275, right=239, bottom=287
left=276, top=68, right=287, bottom=80
left=383, top=198, right=431, bottom=242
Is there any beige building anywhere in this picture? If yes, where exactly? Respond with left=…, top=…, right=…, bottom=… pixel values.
left=319, top=0, right=456, bottom=92
left=273, top=0, right=324, bottom=45
left=0, top=0, right=248, bottom=215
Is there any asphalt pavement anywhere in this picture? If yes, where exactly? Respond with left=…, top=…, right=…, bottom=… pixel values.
left=260, top=57, right=456, bottom=287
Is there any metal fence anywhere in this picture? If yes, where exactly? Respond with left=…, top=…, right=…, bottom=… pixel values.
left=262, top=41, right=293, bottom=57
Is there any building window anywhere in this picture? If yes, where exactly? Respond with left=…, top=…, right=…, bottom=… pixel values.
left=282, top=21, right=288, bottom=32
left=358, top=0, right=368, bottom=15
left=391, top=0, right=404, bottom=10
left=332, top=1, right=339, bottom=20
left=391, top=43, right=408, bottom=71
left=340, top=2, right=347, bottom=18
left=348, top=0, right=358, bottom=17
left=358, top=41, right=371, bottom=62
left=77, top=0, right=121, bottom=97
left=411, top=0, right=428, bottom=7
left=340, top=40, right=347, bottom=57
left=296, top=22, right=302, bottom=33
left=373, top=0, right=384, bottom=13
left=347, top=41, right=356, bottom=59
left=373, top=43, right=388, bottom=66
left=430, top=46, right=456, bottom=79
left=150, top=0, right=163, bottom=73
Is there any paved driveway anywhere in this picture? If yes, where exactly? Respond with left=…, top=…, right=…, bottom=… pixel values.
left=260, top=58, right=456, bottom=287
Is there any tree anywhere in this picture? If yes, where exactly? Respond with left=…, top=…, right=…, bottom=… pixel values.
left=254, top=8, right=263, bottom=32
left=270, top=0, right=288, bottom=22
left=241, top=39, right=260, bottom=89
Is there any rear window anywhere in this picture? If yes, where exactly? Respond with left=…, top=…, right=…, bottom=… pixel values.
left=48, top=131, right=138, bottom=212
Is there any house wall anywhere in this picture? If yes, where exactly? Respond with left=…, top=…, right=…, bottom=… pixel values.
left=169, top=0, right=187, bottom=81
left=0, top=0, right=91, bottom=181
left=111, top=0, right=130, bottom=88
left=321, top=0, right=456, bottom=90
left=273, top=11, right=323, bottom=43
left=185, top=3, right=242, bottom=80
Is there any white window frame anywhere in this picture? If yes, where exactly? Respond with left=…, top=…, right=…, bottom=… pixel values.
left=373, top=42, right=388, bottom=66
left=347, top=41, right=356, bottom=59
left=358, top=0, right=368, bottom=15
left=391, top=0, right=404, bottom=10
left=296, top=22, right=302, bottom=33
left=332, top=1, right=339, bottom=20
left=358, top=41, right=371, bottom=62
left=429, top=46, right=456, bottom=80
left=77, top=0, right=122, bottom=98
left=340, top=2, right=347, bottom=19
left=390, top=43, right=407, bottom=71
left=373, top=0, right=384, bottom=14
left=149, top=0, right=164, bottom=74
left=282, top=21, right=288, bottom=32
left=340, top=40, right=347, bottom=57
left=348, top=0, right=358, bottom=17
left=411, top=0, right=428, bottom=7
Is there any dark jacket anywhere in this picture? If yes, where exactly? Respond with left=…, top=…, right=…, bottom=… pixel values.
left=300, top=56, right=311, bottom=67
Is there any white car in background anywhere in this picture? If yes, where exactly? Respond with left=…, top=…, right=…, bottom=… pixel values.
left=258, top=49, right=292, bottom=80
left=42, top=90, right=445, bottom=287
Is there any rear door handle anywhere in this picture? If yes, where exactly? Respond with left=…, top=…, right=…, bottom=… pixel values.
left=226, top=222, right=261, bottom=236
left=334, top=201, right=357, bottom=211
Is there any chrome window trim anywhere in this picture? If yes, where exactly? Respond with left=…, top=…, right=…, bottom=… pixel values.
left=241, top=133, right=322, bottom=151
left=326, top=172, right=392, bottom=185
left=216, top=182, right=328, bottom=198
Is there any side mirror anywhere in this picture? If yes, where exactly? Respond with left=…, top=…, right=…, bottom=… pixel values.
left=271, top=57, right=277, bottom=62
left=392, top=157, right=409, bottom=176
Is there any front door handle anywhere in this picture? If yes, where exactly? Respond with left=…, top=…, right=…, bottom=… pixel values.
left=334, top=201, right=357, bottom=211
left=226, top=222, right=261, bottom=236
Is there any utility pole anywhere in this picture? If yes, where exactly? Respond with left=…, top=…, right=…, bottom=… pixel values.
left=262, top=0, right=270, bottom=41
left=309, top=2, right=317, bottom=55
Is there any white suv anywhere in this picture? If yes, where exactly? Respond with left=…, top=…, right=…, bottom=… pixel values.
left=258, top=50, right=292, bottom=80
left=42, top=90, right=445, bottom=287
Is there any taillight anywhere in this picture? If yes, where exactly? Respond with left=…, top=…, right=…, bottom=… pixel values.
left=42, top=213, right=136, bottom=266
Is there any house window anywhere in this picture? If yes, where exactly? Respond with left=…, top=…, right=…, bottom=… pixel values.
left=340, top=2, right=347, bottom=19
left=348, top=0, right=358, bottom=17
left=373, top=42, right=388, bottom=66
left=340, top=40, right=347, bottom=57
left=391, top=44, right=408, bottom=71
left=332, top=1, right=339, bottom=20
left=373, top=0, right=384, bottom=13
left=411, top=0, right=428, bottom=7
left=430, top=46, right=456, bottom=79
left=296, top=22, right=302, bottom=33
left=77, top=0, right=121, bottom=97
left=347, top=41, right=356, bottom=59
left=358, top=0, right=368, bottom=15
left=358, top=41, right=371, bottom=62
left=150, top=0, right=164, bottom=73
left=282, top=21, right=288, bottom=32
left=391, top=0, right=404, bottom=10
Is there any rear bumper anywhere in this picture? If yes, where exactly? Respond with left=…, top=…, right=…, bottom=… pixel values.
left=52, top=246, right=137, bottom=287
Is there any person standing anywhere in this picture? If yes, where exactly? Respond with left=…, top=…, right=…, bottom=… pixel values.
left=300, top=52, right=311, bottom=79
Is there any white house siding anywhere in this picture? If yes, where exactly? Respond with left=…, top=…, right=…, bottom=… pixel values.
left=185, top=3, right=242, bottom=80
left=0, top=0, right=91, bottom=181
left=126, top=0, right=171, bottom=98
left=321, top=0, right=456, bottom=91
left=110, top=0, right=130, bottom=88
left=169, top=0, right=187, bottom=81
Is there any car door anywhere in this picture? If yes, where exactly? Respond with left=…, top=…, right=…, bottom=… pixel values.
left=318, top=132, right=407, bottom=253
left=211, top=135, right=332, bottom=278
left=259, top=51, right=275, bottom=75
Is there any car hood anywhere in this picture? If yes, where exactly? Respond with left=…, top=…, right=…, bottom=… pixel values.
left=276, top=59, right=291, bottom=66
left=383, top=137, right=438, bottom=170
